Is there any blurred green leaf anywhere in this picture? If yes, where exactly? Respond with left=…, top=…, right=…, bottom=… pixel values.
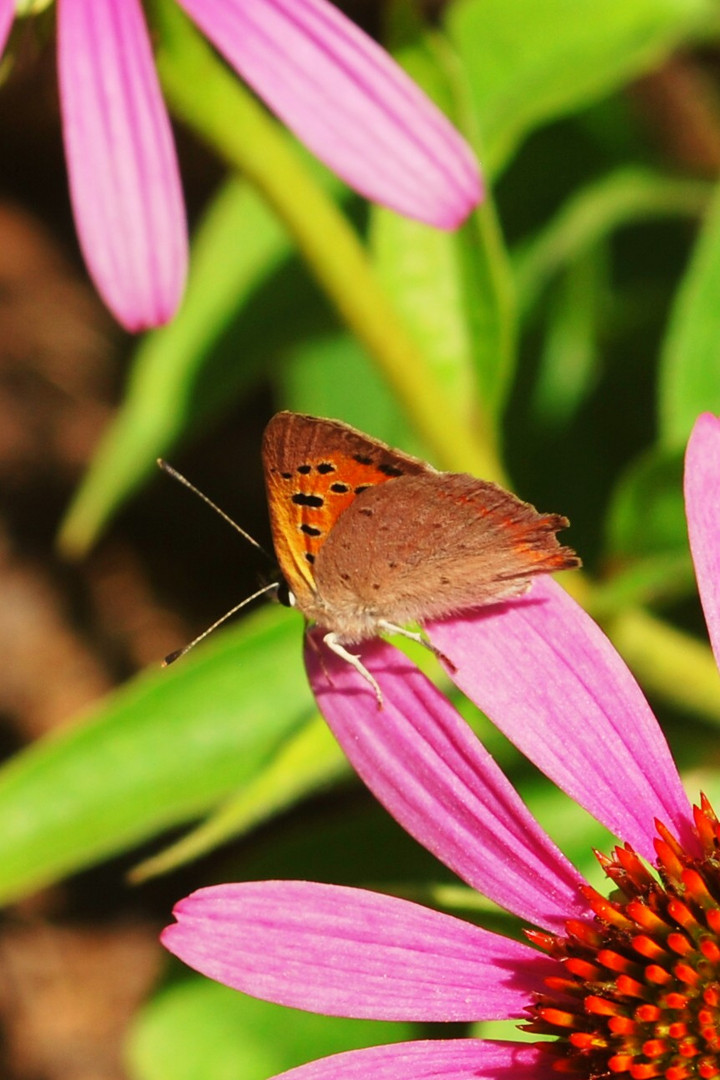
left=372, top=4, right=516, bottom=425
left=592, top=552, right=696, bottom=614
left=58, top=179, right=292, bottom=557
left=128, top=978, right=415, bottom=1080
left=280, top=333, right=426, bottom=456
left=0, top=606, right=312, bottom=904
left=659, top=178, right=720, bottom=448
left=605, top=445, right=686, bottom=559
left=370, top=212, right=480, bottom=424
left=152, top=0, right=497, bottom=479
left=513, top=169, right=710, bottom=317
left=448, top=0, right=714, bottom=175
left=531, top=246, right=607, bottom=426
left=371, top=197, right=515, bottom=429
left=132, top=713, right=349, bottom=882
left=607, top=606, right=720, bottom=728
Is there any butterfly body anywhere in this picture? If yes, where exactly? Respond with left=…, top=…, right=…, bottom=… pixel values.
left=262, top=413, right=580, bottom=666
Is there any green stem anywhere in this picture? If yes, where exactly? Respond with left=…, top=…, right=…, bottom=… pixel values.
left=150, top=0, right=503, bottom=481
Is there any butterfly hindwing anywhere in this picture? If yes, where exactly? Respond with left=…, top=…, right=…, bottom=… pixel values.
left=313, top=472, right=579, bottom=634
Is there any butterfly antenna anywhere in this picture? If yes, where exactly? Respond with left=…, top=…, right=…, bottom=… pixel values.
left=163, top=581, right=279, bottom=666
left=157, top=458, right=272, bottom=561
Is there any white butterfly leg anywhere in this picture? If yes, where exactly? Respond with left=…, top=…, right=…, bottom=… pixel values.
left=377, top=621, right=456, bottom=672
left=323, top=632, right=383, bottom=709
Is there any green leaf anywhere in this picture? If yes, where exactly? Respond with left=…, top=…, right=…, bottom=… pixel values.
left=0, top=606, right=312, bottom=904
left=531, top=247, right=607, bottom=426
left=605, top=445, right=687, bottom=559
left=127, top=978, right=415, bottom=1080
left=151, top=0, right=498, bottom=479
left=447, top=0, right=714, bottom=175
left=58, top=179, right=293, bottom=557
left=371, top=212, right=480, bottom=423
left=599, top=443, right=698, bottom=613
left=608, top=606, right=720, bottom=727
left=132, top=714, right=349, bottom=882
left=371, top=6, right=516, bottom=424
left=513, top=169, right=710, bottom=318
left=592, top=552, right=696, bottom=614
left=659, top=178, right=720, bottom=448
left=280, top=333, right=427, bottom=457
left=371, top=196, right=516, bottom=428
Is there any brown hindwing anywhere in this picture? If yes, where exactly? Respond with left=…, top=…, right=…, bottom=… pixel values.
left=313, top=472, right=580, bottom=635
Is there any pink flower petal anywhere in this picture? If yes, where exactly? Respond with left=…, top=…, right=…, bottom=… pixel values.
left=305, top=635, right=588, bottom=933
left=0, top=0, right=13, bottom=57
left=162, top=881, right=553, bottom=1021
left=685, top=413, right=720, bottom=671
left=428, top=578, right=695, bottom=861
left=176, top=0, right=481, bottom=228
left=57, top=0, right=187, bottom=330
left=262, top=1038, right=554, bottom=1080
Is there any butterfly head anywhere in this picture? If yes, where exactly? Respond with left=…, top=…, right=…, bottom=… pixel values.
left=274, top=578, right=297, bottom=610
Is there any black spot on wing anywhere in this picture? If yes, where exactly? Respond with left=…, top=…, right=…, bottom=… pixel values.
left=317, top=462, right=335, bottom=474
left=292, top=493, right=324, bottom=508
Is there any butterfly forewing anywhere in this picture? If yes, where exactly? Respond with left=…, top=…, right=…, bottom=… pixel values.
left=312, top=472, right=580, bottom=639
left=262, top=412, right=430, bottom=608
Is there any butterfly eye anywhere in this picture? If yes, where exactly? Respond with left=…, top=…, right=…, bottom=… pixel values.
left=275, top=580, right=296, bottom=609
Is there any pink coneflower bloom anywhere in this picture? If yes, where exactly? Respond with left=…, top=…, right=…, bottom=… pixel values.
left=163, top=413, right=720, bottom=1080
left=0, top=0, right=480, bottom=332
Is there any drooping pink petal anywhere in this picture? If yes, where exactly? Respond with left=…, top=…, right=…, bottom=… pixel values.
left=305, top=635, right=588, bottom=933
left=176, top=0, right=481, bottom=228
left=261, top=1038, right=555, bottom=1080
left=685, top=412, right=720, bottom=671
left=0, top=0, right=13, bottom=57
left=162, top=881, right=554, bottom=1021
left=428, top=578, right=695, bottom=861
left=57, top=0, right=187, bottom=330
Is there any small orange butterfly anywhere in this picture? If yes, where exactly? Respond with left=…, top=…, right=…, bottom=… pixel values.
left=262, top=413, right=579, bottom=700
left=163, top=412, right=580, bottom=704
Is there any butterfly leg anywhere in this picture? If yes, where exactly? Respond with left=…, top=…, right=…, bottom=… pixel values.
left=377, top=621, right=457, bottom=673
left=323, top=632, right=383, bottom=709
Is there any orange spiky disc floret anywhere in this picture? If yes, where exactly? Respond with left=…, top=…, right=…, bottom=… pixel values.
left=524, top=796, right=720, bottom=1080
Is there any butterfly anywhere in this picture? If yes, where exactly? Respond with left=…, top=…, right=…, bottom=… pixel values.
left=262, top=412, right=580, bottom=703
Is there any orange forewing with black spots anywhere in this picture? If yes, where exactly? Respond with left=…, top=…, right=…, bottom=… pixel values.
left=262, top=412, right=430, bottom=609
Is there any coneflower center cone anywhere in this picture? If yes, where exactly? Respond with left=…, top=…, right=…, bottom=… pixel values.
left=526, top=797, right=720, bottom=1080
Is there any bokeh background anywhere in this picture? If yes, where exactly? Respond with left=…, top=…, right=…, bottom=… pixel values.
left=1, top=0, right=720, bottom=1077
